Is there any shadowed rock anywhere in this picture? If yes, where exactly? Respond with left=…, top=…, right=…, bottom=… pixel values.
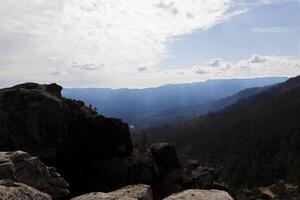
left=0, top=83, right=132, bottom=196
left=0, top=151, right=69, bottom=198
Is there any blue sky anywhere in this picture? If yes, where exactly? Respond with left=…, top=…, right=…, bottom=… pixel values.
left=160, top=0, right=300, bottom=68
left=0, top=0, right=299, bottom=88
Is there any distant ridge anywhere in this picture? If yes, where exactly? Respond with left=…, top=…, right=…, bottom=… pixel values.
left=63, top=77, right=287, bottom=125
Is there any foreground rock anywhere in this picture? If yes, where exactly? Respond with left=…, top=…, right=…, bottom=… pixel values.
left=0, top=83, right=132, bottom=194
left=0, top=179, right=51, bottom=200
left=0, top=151, right=69, bottom=198
left=72, top=184, right=152, bottom=200
left=163, top=189, right=234, bottom=200
left=237, top=181, right=300, bottom=200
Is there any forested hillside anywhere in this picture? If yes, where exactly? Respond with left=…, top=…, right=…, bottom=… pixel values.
left=146, top=76, right=300, bottom=188
left=135, top=86, right=266, bottom=127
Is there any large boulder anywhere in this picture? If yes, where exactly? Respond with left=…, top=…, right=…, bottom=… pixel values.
left=109, top=184, right=153, bottom=200
left=150, top=143, right=179, bottom=173
left=0, top=179, right=51, bottom=200
left=0, top=83, right=132, bottom=195
left=0, top=151, right=69, bottom=198
left=163, top=189, right=234, bottom=200
left=71, top=184, right=153, bottom=200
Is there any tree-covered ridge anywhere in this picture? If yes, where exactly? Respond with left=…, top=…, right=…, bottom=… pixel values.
left=146, top=76, right=300, bottom=188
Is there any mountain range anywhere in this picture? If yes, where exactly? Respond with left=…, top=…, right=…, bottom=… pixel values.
left=63, top=77, right=287, bottom=127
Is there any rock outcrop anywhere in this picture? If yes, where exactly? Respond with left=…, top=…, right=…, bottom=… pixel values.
left=0, top=179, right=51, bottom=200
left=0, top=83, right=228, bottom=199
left=0, top=83, right=132, bottom=195
left=0, top=151, right=69, bottom=198
left=148, top=143, right=228, bottom=198
left=72, top=184, right=153, bottom=200
left=163, top=189, right=234, bottom=200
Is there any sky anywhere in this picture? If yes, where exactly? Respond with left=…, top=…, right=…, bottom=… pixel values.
left=0, top=0, right=299, bottom=88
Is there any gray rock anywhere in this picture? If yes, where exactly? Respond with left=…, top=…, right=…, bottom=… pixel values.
left=109, top=184, right=153, bottom=200
left=163, top=189, right=234, bottom=200
left=71, top=184, right=153, bottom=200
left=71, top=192, right=113, bottom=200
left=0, top=151, right=69, bottom=198
left=0, top=179, right=51, bottom=200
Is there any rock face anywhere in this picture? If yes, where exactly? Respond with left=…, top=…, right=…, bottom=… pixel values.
left=72, top=184, right=153, bottom=200
left=0, top=83, right=132, bottom=195
left=163, top=189, right=234, bottom=200
left=0, top=151, right=69, bottom=198
left=0, top=179, right=51, bottom=200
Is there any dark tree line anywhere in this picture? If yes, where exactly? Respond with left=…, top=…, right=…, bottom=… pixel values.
left=144, top=76, right=300, bottom=188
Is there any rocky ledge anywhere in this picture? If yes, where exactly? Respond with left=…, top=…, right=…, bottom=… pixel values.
left=0, top=151, right=69, bottom=198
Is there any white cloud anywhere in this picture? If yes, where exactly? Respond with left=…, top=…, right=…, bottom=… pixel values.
left=206, top=58, right=223, bottom=67
left=42, top=55, right=300, bottom=87
left=133, top=55, right=300, bottom=87
left=252, top=26, right=289, bottom=33
left=247, top=55, right=266, bottom=63
left=51, top=71, right=67, bottom=76
left=0, top=0, right=297, bottom=88
left=194, top=68, right=208, bottom=74
left=0, top=0, right=235, bottom=73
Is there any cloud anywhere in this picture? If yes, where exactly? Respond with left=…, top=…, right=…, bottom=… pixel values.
left=138, top=66, right=147, bottom=72
left=194, top=69, right=208, bottom=74
left=51, top=71, right=67, bottom=76
left=252, top=26, right=289, bottom=33
left=177, top=71, right=185, bottom=75
left=206, top=58, right=223, bottom=67
left=151, top=55, right=300, bottom=87
left=69, top=63, right=102, bottom=71
left=248, top=55, right=266, bottom=63
left=0, top=0, right=297, bottom=88
left=0, top=0, right=237, bottom=71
